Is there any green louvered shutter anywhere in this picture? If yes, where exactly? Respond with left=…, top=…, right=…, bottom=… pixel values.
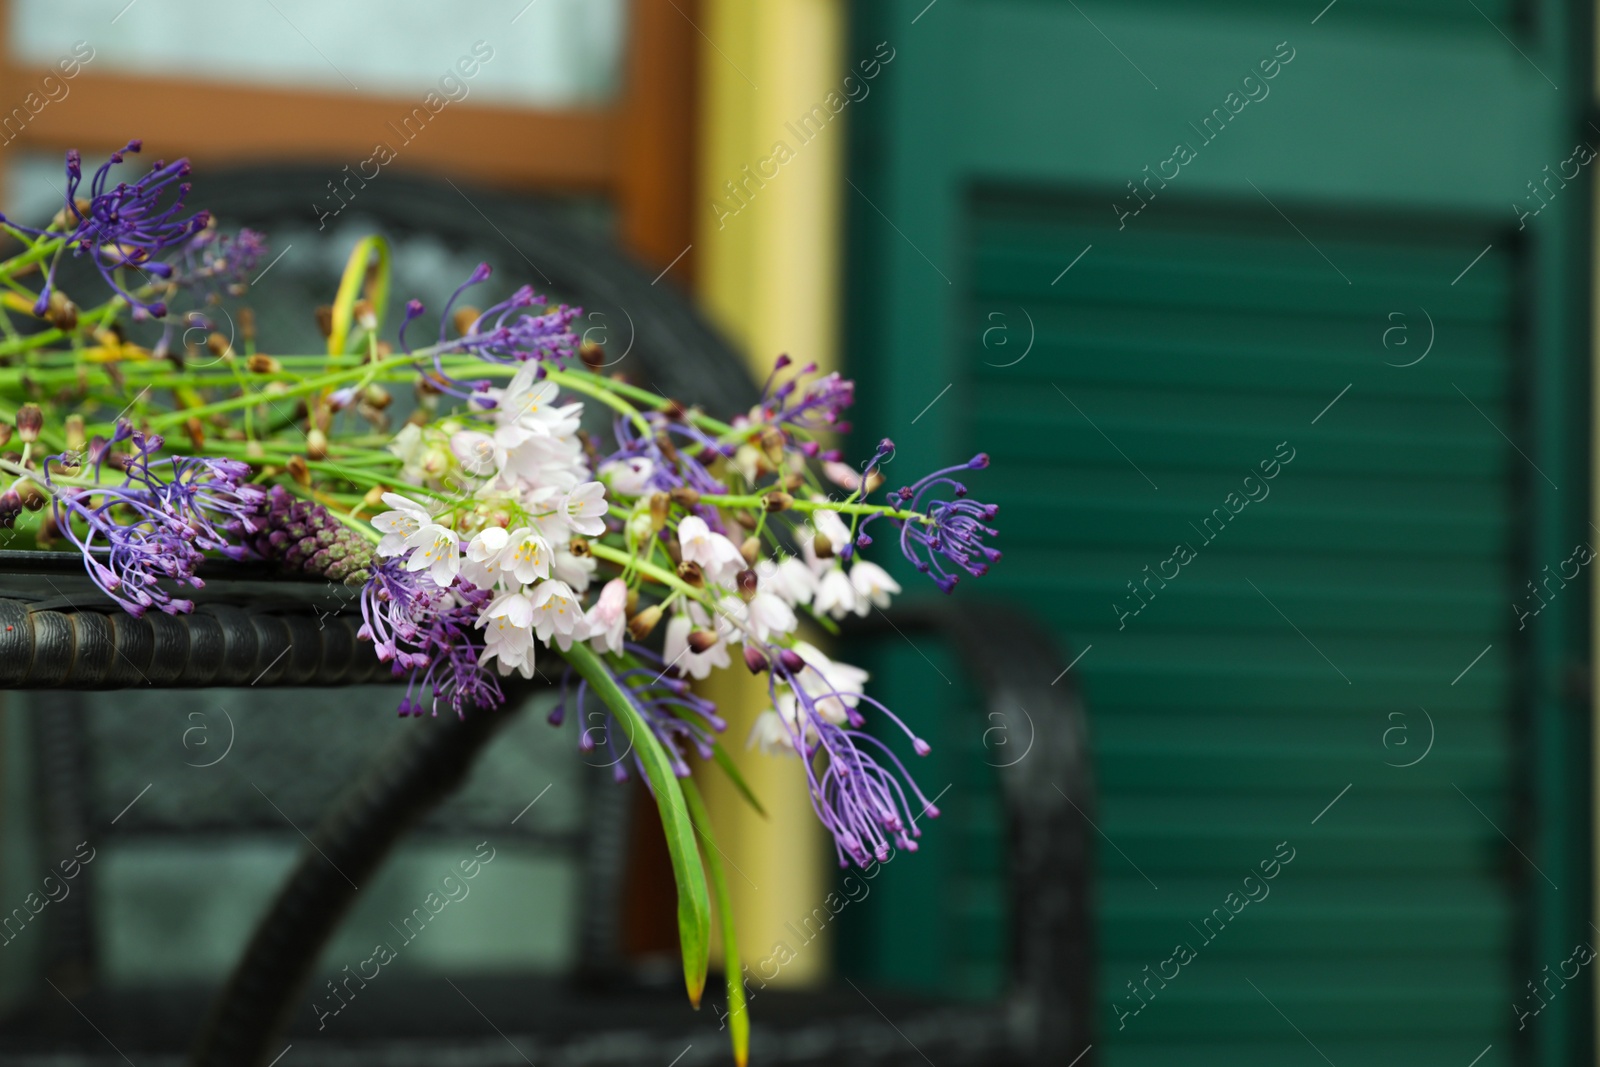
left=971, top=193, right=1526, bottom=1065
left=846, top=187, right=1558, bottom=1067
left=838, top=2, right=1589, bottom=1063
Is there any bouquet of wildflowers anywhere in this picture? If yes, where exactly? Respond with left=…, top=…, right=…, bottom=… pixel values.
left=0, top=142, right=999, bottom=1062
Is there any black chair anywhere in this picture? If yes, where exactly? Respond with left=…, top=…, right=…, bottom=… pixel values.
left=0, top=171, right=1094, bottom=1066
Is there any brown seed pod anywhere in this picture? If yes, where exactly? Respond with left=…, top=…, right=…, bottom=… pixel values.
left=45, top=291, right=77, bottom=332
left=761, top=490, right=793, bottom=513
left=686, top=629, right=718, bottom=654
left=16, top=404, right=42, bottom=444
left=740, top=536, right=761, bottom=565
left=628, top=605, right=663, bottom=640
left=676, top=560, right=705, bottom=587
left=669, top=486, right=700, bottom=507
left=247, top=354, right=282, bottom=374
left=306, top=428, right=329, bottom=461
left=649, top=492, right=671, bottom=531
left=286, top=455, right=311, bottom=486
left=314, top=305, right=334, bottom=338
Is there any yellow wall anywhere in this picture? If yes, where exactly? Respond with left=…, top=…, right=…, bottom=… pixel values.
left=694, top=0, right=844, bottom=988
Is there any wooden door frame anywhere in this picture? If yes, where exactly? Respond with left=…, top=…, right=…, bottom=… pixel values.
left=0, top=0, right=699, bottom=278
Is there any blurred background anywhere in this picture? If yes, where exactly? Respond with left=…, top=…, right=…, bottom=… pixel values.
left=0, top=1, right=1594, bottom=1065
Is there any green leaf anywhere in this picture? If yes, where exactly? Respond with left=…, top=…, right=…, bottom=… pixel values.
left=711, top=740, right=767, bottom=819
left=682, top=777, right=750, bottom=1067
left=560, top=642, right=711, bottom=1007
left=327, top=235, right=391, bottom=357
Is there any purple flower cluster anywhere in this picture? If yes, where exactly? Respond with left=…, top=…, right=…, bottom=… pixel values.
left=42, top=424, right=265, bottom=616
left=551, top=643, right=726, bottom=781
left=241, top=485, right=373, bottom=584
left=167, top=224, right=268, bottom=298
left=400, top=263, right=581, bottom=387
left=359, top=558, right=503, bottom=718
left=1, top=141, right=211, bottom=320
left=769, top=655, right=938, bottom=868
left=753, top=354, right=856, bottom=435
left=874, top=453, right=1001, bottom=594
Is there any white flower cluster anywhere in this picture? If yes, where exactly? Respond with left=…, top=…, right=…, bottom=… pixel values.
left=373, top=365, right=907, bottom=760
left=372, top=364, right=621, bottom=678
left=654, top=504, right=902, bottom=756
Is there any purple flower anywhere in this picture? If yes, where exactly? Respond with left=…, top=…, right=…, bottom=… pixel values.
left=166, top=224, right=267, bottom=297
left=767, top=657, right=938, bottom=869
left=359, top=558, right=502, bottom=718
left=400, top=264, right=581, bottom=380
left=879, top=453, right=1000, bottom=593
left=2, top=141, right=211, bottom=320
left=747, top=355, right=856, bottom=435
left=601, top=412, right=731, bottom=501
left=551, top=643, right=726, bottom=781
left=43, top=425, right=265, bottom=617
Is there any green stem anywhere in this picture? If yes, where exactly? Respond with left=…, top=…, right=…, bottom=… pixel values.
left=696, top=492, right=926, bottom=523
left=543, top=368, right=652, bottom=436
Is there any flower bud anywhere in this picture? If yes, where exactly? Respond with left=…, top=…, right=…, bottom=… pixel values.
left=760, top=427, right=786, bottom=465
left=17, top=482, right=46, bottom=511
left=64, top=414, right=85, bottom=452
left=568, top=537, right=591, bottom=558
left=742, top=646, right=769, bottom=674
left=776, top=648, right=805, bottom=674
left=363, top=384, right=391, bottom=409
left=362, top=484, right=389, bottom=508
left=761, top=490, right=792, bottom=513
left=580, top=340, right=606, bottom=370
left=626, top=511, right=653, bottom=545
left=676, top=560, right=704, bottom=587
left=247, top=354, right=282, bottom=374
left=0, top=424, right=12, bottom=449
left=628, top=605, right=663, bottom=640
left=239, top=307, right=256, bottom=343
left=649, top=492, right=671, bottom=531
left=314, top=305, right=334, bottom=338
left=740, top=536, right=761, bottom=565
left=736, top=568, right=758, bottom=602
left=669, top=486, right=700, bottom=507
left=686, top=629, right=718, bottom=654
left=812, top=532, right=834, bottom=559
left=286, top=455, right=310, bottom=486
left=16, top=404, right=42, bottom=444
left=45, top=290, right=77, bottom=332
left=451, top=306, right=480, bottom=337
left=306, top=428, right=328, bottom=461
left=206, top=332, right=231, bottom=357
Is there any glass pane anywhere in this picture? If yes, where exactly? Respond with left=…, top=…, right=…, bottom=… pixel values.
left=11, top=0, right=627, bottom=107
